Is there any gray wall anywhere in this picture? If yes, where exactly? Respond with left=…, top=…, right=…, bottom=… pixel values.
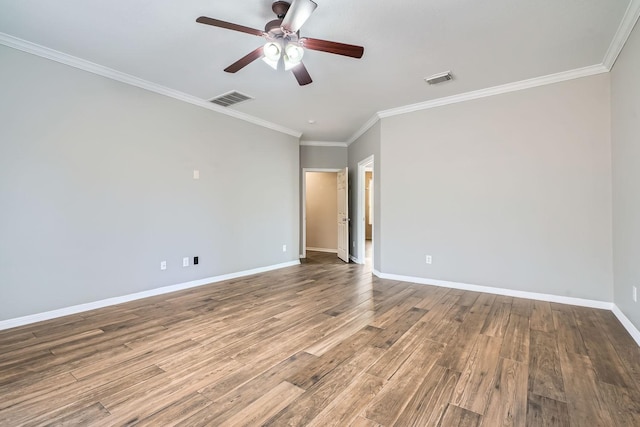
left=380, top=74, right=613, bottom=301
left=300, top=145, right=347, bottom=169
left=0, top=46, right=300, bottom=320
left=348, top=122, right=381, bottom=266
left=612, top=20, right=640, bottom=329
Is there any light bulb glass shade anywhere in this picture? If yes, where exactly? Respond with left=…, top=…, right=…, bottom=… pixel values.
left=285, top=43, right=304, bottom=63
left=263, top=42, right=281, bottom=61
left=262, top=57, right=279, bottom=70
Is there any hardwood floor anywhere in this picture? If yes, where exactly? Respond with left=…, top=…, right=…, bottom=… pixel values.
left=1, top=251, right=639, bottom=426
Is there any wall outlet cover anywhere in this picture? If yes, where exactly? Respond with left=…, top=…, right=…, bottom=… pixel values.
left=282, top=244, right=287, bottom=252
left=194, top=256, right=199, bottom=265
left=426, top=255, right=432, bottom=264
left=182, top=257, right=189, bottom=267
left=160, top=261, right=167, bottom=270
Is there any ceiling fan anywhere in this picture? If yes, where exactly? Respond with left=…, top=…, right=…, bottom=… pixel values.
left=196, top=0, right=364, bottom=86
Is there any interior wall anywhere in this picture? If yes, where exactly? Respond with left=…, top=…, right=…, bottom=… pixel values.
left=348, top=122, right=381, bottom=266
left=612, top=19, right=640, bottom=330
left=300, top=145, right=347, bottom=169
left=0, top=46, right=300, bottom=320
left=305, top=172, right=338, bottom=251
left=380, top=74, right=613, bottom=301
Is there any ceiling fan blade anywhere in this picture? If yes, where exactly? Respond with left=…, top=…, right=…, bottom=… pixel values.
left=224, top=47, right=264, bottom=73
left=292, top=62, right=312, bottom=86
left=281, top=0, right=318, bottom=33
left=196, top=16, right=264, bottom=37
left=301, top=37, right=364, bottom=58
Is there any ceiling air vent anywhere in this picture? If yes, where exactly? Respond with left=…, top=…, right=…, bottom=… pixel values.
left=425, top=71, right=453, bottom=85
left=209, top=91, right=253, bottom=107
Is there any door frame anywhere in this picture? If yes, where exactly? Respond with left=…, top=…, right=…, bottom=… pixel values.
left=301, top=168, right=342, bottom=259
left=357, top=155, right=374, bottom=266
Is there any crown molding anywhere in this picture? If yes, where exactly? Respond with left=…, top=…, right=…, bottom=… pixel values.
left=346, top=114, right=381, bottom=146
left=603, top=0, right=640, bottom=69
left=346, top=64, right=608, bottom=144
left=0, top=33, right=302, bottom=139
left=377, top=64, right=609, bottom=119
left=300, top=140, right=348, bottom=147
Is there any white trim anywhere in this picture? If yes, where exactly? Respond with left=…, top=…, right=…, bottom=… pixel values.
left=0, top=33, right=302, bottom=138
left=0, top=260, right=300, bottom=331
left=612, top=305, right=640, bottom=347
left=350, top=255, right=362, bottom=264
left=372, top=270, right=613, bottom=310
left=347, top=115, right=380, bottom=146
left=302, top=168, right=344, bottom=172
left=377, top=65, right=609, bottom=119
left=306, top=247, right=338, bottom=253
left=603, top=0, right=640, bottom=69
left=300, top=141, right=348, bottom=147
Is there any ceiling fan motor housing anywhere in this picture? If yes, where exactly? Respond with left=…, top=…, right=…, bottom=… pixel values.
left=272, top=1, right=290, bottom=19
left=265, top=19, right=284, bottom=36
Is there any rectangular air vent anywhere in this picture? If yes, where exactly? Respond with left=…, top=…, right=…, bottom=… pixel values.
left=209, top=90, right=253, bottom=107
left=425, top=71, right=453, bottom=85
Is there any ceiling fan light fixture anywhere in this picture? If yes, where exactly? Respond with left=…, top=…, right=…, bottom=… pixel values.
left=263, top=41, right=281, bottom=61
left=285, top=43, right=304, bottom=62
left=262, top=41, right=282, bottom=70
left=283, top=43, right=304, bottom=70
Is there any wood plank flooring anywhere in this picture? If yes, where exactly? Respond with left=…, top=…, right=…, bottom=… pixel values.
left=1, top=251, right=639, bottom=426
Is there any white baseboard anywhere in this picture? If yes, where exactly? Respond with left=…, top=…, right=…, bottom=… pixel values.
left=0, top=260, right=300, bottom=331
left=372, top=270, right=613, bottom=310
left=612, top=305, right=640, bottom=347
left=306, top=247, right=338, bottom=254
left=374, top=270, right=639, bottom=347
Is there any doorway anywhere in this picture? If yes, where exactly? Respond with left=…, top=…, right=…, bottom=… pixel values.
left=364, top=167, right=373, bottom=264
left=301, top=168, right=341, bottom=259
left=357, top=156, right=374, bottom=266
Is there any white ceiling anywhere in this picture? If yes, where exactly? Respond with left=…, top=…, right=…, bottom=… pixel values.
left=0, top=0, right=636, bottom=142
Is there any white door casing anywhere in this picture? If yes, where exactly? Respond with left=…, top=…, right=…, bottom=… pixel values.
left=337, top=167, right=349, bottom=263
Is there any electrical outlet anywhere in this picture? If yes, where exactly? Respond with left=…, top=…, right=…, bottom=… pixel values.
left=160, top=261, right=167, bottom=270
left=182, top=257, right=189, bottom=267
left=633, top=286, right=637, bottom=302
left=282, top=244, right=287, bottom=252
left=193, top=170, right=200, bottom=180
left=425, top=255, right=432, bottom=264
left=194, top=256, right=199, bottom=265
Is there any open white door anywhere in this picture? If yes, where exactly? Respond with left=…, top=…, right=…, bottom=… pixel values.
left=337, top=167, right=349, bottom=262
